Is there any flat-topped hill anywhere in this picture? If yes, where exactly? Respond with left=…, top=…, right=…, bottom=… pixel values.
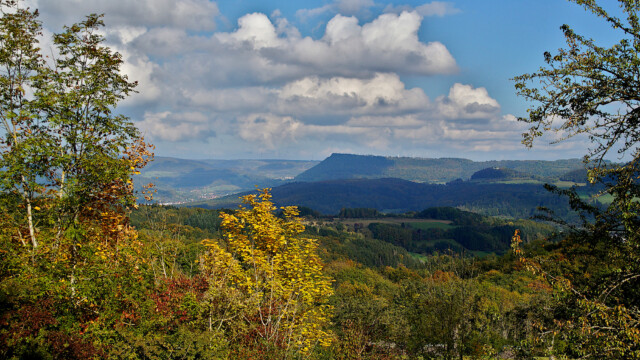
left=294, top=153, right=586, bottom=183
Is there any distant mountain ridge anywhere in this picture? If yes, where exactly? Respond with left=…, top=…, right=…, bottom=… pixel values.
left=143, top=153, right=593, bottom=207
left=138, top=157, right=319, bottom=203
left=295, top=153, right=587, bottom=183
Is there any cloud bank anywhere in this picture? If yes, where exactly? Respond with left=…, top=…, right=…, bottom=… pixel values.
left=28, top=0, right=539, bottom=159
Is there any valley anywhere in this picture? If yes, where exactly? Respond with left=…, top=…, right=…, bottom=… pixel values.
left=153, top=153, right=604, bottom=223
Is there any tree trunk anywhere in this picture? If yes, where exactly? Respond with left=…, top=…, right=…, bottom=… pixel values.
left=22, top=176, right=37, bottom=249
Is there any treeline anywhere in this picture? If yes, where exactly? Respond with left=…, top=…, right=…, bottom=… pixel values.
left=338, top=207, right=381, bottom=218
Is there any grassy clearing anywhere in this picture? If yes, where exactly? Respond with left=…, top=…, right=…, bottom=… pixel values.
left=554, top=180, right=586, bottom=187
left=592, top=193, right=614, bottom=205
left=578, top=191, right=615, bottom=206
left=409, top=252, right=429, bottom=262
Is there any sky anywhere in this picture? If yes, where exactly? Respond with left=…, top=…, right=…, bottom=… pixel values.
left=25, top=0, right=625, bottom=161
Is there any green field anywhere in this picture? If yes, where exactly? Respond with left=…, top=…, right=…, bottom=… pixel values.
left=554, top=180, right=586, bottom=187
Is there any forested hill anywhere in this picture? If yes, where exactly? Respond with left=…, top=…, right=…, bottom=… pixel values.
left=195, top=177, right=585, bottom=218
left=295, top=153, right=587, bottom=183
left=294, top=153, right=394, bottom=181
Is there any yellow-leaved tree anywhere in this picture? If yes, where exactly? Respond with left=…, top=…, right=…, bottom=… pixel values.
left=200, top=189, right=333, bottom=357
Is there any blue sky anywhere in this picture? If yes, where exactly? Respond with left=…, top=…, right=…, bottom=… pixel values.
left=29, top=0, right=623, bottom=161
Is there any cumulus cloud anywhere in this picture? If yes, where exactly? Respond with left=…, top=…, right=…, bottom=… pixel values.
left=116, top=9, right=458, bottom=106
left=237, top=114, right=301, bottom=149
left=436, top=83, right=500, bottom=119
left=220, top=13, right=283, bottom=49
left=276, top=73, right=429, bottom=117
left=26, top=0, right=534, bottom=159
left=134, top=71, right=520, bottom=154
left=138, top=111, right=216, bottom=142
left=29, top=0, right=220, bottom=31
left=212, top=11, right=457, bottom=83
left=226, top=80, right=522, bottom=153
left=112, top=10, right=457, bottom=94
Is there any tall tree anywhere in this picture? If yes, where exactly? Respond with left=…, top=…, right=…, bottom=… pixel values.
left=0, top=0, right=46, bottom=249
left=513, top=1, right=640, bottom=357
left=0, top=1, right=149, bottom=251
left=38, top=14, right=140, bottom=236
left=0, top=2, right=153, bottom=358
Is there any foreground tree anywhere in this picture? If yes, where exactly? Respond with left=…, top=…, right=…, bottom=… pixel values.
left=200, top=189, right=334, bottom=357
left=0, top=0, right=46, bottom=249
left=513, top=0, right=640, bottom=357
left=0, top=2, right=154, bottom=358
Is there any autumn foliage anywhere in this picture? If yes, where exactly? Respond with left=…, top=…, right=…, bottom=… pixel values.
left=201, top=189, right=334, bottom=355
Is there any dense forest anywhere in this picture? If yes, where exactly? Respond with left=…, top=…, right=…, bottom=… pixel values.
left=1, top=1, right=640, bottom=360
left=195, top=177, right=592, bottom=220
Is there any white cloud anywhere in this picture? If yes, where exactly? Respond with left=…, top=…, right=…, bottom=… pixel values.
left=25, top=1, right=533, bottom=159
left=436, top=83, right=500, bottom=119
left=237, top=114, right=301, bottom=149
left=212, top=11, right=457, bottom=83
left=296, top=0, right=376, bottom=19
left=119, top=10, right=457, bottom=112
left=119, top=50, right=163, bottom=105
left=276, top=73, right=429, bottom=117
left=31, top=0, right=219, bottom=31
left=219, top=13, right=282, bottom=49
left=416, top=2, right=461, bottom=17
left=502, top=114, right=518, bottom=122
left=384, top=1, right=460, bottom=17
left=137, top=111, right=215, bottom=142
